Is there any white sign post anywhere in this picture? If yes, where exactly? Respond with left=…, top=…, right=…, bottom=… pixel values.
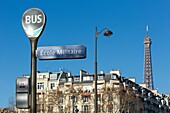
left=22, top=8, right=46, bottom=113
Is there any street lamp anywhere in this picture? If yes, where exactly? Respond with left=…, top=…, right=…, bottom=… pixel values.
left=94, top=26, right=113, bottom=113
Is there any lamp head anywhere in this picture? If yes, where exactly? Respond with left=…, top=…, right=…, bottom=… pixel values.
left=104, top=30, right=113, bottom=37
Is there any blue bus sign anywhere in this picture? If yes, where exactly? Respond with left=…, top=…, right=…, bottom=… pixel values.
left=37, top=45, right=86, bottom=60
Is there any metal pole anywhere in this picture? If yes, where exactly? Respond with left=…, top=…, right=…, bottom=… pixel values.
left=41, top=88, right=43, bottom=113
left=29, top=38, right=38, bottom=113
left=72, top=95, right=75, bottom=113
left=94, top=26, right=98, bottom=113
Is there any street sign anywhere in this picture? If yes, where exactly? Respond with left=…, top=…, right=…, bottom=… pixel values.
left=16, top=93, right=29, bottom=109
left=16, top=77, right=29, bottom=93
left=22, top=8, right=46, bottom=38
left=37, top=45, right=86, bottom=60
left=16, top=77, right=30, bottom=109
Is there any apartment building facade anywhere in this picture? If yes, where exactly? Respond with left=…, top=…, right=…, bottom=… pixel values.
left=16, top=70, right=170, bottom=113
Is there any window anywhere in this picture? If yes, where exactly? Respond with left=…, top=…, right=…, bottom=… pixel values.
left=38, top=82, right=44, bottom=89
left=50, top=83, right=55, bottom=89
left=74, top=77, right=80, bottom=82
left=98, top=95, right=101, bottom=101
left=60, top=77, right=66, bottom=82
left=50, top=74, right=57, bottom=80
left=69, top=96, right=78, bottom=103
left=83, top=76, right=93, bottom=81
left=83, top=76, right=87, bottom=81
left=89, top=76, right=93, bottom=80
left=108, top=95, right=113, bottom=101
left=59, top=97, right=64, bottom=103
left=39, top=75, right=43, bottom=78
left=98, top=105, right=101, bottom=112
left=75, top=97, right=78, bottom=102
left=74, top=106, right=78, bottom=112
left=48, top=104, right=53, bottom=112
left=83, top=105, right=89, bottom=112
left=98, top=75, right=104, bottom=80
left=111, top=74, right=117, bottom=80
left=43, top=75, right=46, bottom=78
left=68, top=77, right=72, bottom=82
left=82, top=96, right=90, bottom=102
left=59, top=106, right=63, bottom=112
left=108, top=107, right=113, bottom=112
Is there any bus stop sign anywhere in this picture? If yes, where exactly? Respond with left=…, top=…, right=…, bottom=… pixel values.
left=22, top=8, right=46, bottom=38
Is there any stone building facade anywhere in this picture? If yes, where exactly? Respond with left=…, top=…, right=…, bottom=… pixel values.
left=16, top=70, right=170, bottom=113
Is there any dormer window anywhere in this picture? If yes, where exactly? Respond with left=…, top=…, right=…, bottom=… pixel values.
left=111, top=74, right=118, bottom=80
left=60, top=77, right=66, bottom=82
left=74, top=77, right=80, bottom=82
left=98, top=75, right=104, bottom=80
left=83, top=76, right=93, bottom=81
left=68, top=77, right=72, bottom=82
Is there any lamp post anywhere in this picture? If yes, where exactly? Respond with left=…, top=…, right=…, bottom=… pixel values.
left=22, top=8, right=46, bottom=113
left=94, top=26, right=113, bottom=113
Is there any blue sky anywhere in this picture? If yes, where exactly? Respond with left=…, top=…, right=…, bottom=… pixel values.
left=0, top=0, right=170, bottom=108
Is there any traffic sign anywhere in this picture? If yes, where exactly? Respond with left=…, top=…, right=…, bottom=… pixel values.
left=16, top=77, right=29, bottom=93
left=37, top=45, right=86, bottom=60
left=22, top=8, right=46, bottom=38
left=16, top=93, right=29, bottom=109
left=16, top=77, right=30, bottom=109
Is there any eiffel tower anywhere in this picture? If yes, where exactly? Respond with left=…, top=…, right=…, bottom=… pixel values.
left=143, top=25, right=154, bottom=90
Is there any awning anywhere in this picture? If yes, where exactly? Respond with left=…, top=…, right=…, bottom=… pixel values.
left=81, top=93, right=91, bottom=96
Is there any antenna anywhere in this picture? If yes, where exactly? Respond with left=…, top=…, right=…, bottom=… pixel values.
left=59, top=67, right=64, bottom=72
left=68, top=68, right=72, bottom=73
left=46, top=65, right=50, bottom=72
left=146, top=25, right=149, bottom=36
